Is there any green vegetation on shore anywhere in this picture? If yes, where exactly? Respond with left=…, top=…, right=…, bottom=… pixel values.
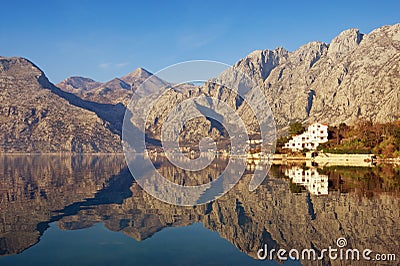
left=278, top=120, right=400, bottom=157
left=318, top=120, right=400, bottom=157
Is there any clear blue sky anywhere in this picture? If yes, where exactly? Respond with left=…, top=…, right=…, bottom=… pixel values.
left=1, top=0, right=399, bottom=83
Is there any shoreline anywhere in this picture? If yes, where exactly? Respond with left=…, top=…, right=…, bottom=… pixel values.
left=0, top=152, right=126, bottom=155
left=1, top=152, right=398, bottom=161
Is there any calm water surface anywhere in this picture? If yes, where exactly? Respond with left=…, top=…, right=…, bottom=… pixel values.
left=0, top=155, right=398, bottom=265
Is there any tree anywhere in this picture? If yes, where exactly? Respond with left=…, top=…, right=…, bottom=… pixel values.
left=289, top=122, right=305, bottom=136
left=382, top=143, right=395, bottom=158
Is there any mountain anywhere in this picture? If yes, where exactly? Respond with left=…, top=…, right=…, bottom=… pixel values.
left=120, top=67, right=153, bottom=84
left=56, top=76, right=102, bottom=94
left=58, top=67, right=165, bottom=106
left=82, top=78, right=131, bottom=105
left=234, top=24, right=400, bottom=129
left=0, top=57, right=122, bottom=152
left=124, top=23, right=400, bottom=143
left=2, top=23, right=400, bottom=152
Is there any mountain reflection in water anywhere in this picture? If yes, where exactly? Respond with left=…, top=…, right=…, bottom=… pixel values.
left=0, top=155, right=399, bottom=265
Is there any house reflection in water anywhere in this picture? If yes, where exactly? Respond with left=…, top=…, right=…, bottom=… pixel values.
left=285, top=167, right=328, bottom=195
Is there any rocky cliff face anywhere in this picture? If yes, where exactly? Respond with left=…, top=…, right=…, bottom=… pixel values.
left=236, top=24, right=400, bottom=129
left=0, top=57, right=122, bottom=152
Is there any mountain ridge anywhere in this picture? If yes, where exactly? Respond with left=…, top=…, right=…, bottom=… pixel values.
left=56, top=67, right=156, bottom=105
left=1, top=23, right=400, bottom=151
left=234, top=23, right=400, bottom=128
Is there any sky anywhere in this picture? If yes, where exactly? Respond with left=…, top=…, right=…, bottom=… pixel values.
left=1, top=0, right=399, bottom=83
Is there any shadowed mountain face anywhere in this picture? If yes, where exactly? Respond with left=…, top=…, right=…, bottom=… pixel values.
left=0, top=155, right=398, bottom=265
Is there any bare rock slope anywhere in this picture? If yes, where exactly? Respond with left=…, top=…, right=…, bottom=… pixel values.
left=234, top=24, right=400, bottom=128
left=0, top=57, right=122, bottom=152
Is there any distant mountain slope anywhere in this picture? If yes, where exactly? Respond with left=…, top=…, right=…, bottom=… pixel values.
left=56, top=76, right=102, bottom=94
left=0, top=57, right=122, bottom=152
left=57, top=67, right=166, bottom=106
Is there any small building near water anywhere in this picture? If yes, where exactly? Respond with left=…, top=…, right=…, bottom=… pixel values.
left=284, top=123, right=328, bottom=151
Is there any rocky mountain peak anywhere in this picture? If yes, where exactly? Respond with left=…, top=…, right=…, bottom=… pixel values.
left=121, top=67, right=153, bottom=84
left=56, top=76, right=102, bottom=93
left=0, top=57, right=44, bottom=80
left=367, top=23, right=400, bottom=37
left=361, top=23, right=400, bottom=49
left=291, top=41, right=328, bottom=68
left=56, top=67, right=164, bottom=105
left=234, top=47, right=289, bottom=81
left=103, top=78, right=131, bottom=90
left=327, top=28, right=364, bottom=60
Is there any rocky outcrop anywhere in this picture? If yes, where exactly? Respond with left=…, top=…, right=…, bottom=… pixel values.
left=307, top=24, right=400, bottom=125
left=233, top=47, right=289, bottom=82
left=327, top=28, right=364, bottom=60
left=80, top=77, right=131, bottom=105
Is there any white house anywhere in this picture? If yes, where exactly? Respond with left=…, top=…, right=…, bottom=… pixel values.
left=284, top=122, right=328, bottom=151
left=285, top=166, right=328, bottom=196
